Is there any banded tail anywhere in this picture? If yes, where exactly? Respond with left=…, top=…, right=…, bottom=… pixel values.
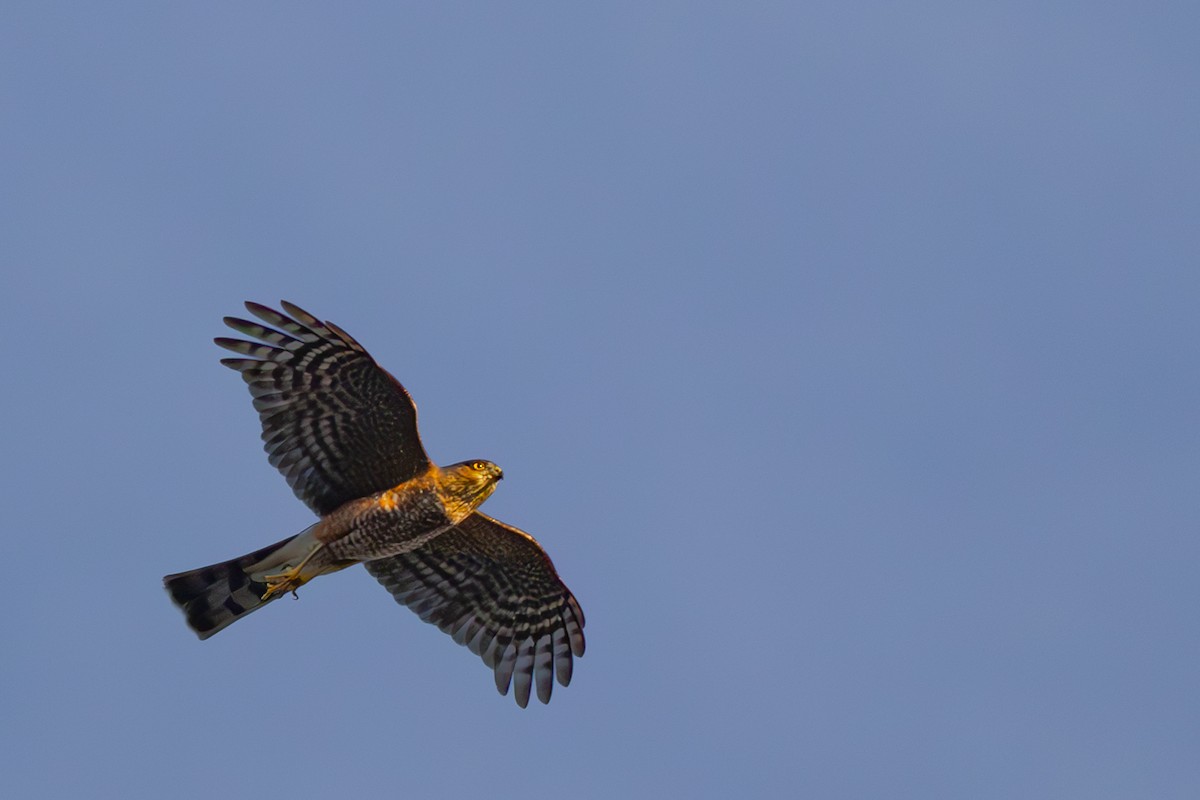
left=163, top=529, right=317, bottom=639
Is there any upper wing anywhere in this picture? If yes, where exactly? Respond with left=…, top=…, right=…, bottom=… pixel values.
left=216, top=301, right=430, bottom=516
left=364, top=512, right=586, bottom=707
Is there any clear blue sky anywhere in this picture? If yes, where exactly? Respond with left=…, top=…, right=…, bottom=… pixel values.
left=2, top=4, right=1197, bottom=798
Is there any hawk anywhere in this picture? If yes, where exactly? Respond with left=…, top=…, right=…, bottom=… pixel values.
left=164, top=301, right=585, bottom=707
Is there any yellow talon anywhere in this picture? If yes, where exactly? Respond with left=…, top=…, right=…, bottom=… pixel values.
left=260, top=545, right=324, bottom=601
left=261, top=567, right=305, bottom=600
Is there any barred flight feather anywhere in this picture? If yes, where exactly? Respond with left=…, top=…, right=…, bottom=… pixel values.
left=214, top=301, right=431, bottom=516
left=512, top=639, right=536, bottom=708
left=364, top=511, right=585, bottom=706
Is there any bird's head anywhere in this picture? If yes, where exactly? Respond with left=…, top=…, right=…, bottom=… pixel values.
left=439, top=459, right=504, bottom=518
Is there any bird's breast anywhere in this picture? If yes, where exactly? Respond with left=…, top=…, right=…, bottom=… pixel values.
left=318, top=483, right=454, bottom=563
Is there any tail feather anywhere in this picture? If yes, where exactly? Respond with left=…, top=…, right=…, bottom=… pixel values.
left=164, top=534, right=300, bottom=639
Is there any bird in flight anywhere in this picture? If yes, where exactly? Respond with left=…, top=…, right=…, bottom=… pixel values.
left=164, top=301, right=585, bottom=707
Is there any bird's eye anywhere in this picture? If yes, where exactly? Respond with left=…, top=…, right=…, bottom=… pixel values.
left=472, top=461, right=486, bottom=471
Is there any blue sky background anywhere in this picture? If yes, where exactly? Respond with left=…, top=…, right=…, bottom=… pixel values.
left=2, top=3, right=1197, bottom=798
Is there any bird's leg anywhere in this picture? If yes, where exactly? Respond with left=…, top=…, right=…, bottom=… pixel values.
left=261, top=544, right=325, bottom=601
